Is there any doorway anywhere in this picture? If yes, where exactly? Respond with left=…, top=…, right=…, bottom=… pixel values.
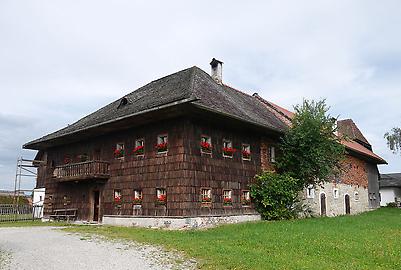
left=320, top=193, right=326, bottom=216
left=345, top=194, right=351, bottom=214
left=93, top=190, right=100, bottom=222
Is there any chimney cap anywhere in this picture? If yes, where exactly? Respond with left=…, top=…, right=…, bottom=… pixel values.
left=210, top=58, right=223, bottom=68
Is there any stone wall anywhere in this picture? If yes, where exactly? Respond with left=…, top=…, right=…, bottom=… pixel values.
left=303, top=182, right=370, bottom=217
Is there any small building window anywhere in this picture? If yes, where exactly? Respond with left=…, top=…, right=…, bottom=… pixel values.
left=223, top=189, right=233, bottom=206
left=156, top=188, right=166, bottom=205
left=269, top=146, right=276, bottom=163
left=133, top=189, right=142, bottom=205
left=201, top=188, right=212, bottom=203
left=156, top=134, right=168, bottom=153
left=241, top=190, right=251, bottom=206
left=133, top=138, right=145, bottom=156
left=114, top=143, right=125, bottom=158
left=306, top=185, right=315, bottom=199
left=355, top=191, right=360, bottom=201
left=222, top=139, right=235, bottom=158
left=200, top=135, right=212, bottom=154
left=113, top=189, right=122, bottom=205
left=242, top=144, right=251, bottom=161
left=333, top=188, right=339, bottom=199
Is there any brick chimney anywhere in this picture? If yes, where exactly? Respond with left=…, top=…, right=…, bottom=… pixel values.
left=210, top=58, right=223, bottom=84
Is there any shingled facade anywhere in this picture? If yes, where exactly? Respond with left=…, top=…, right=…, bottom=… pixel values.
left=25, top=59, right=386, bottom=224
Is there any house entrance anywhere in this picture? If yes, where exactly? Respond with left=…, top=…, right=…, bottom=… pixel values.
left=345, top=194, right=351, bottom=214
left=320, top=193, right=326, bottom=216
left=93, top=190, right=100, bottom=222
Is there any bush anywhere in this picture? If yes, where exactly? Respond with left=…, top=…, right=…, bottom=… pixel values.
left=250, top=172, right=301, bottom=220
left=386, top=202, right=399, bottom=208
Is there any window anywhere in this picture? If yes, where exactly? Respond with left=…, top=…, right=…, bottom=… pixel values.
left=133, top=189, right=142, bottom=204
left=114, top=189, right=122, bottom=205
left=201, top=188, right=212, bottom=203
left=269, top=146, right=276, bottom=163
left=200, top=135, right=212, bottom=154
left=133, top=138, right=145, bottom=156
left=241, top=190, right=251, bottom=206
left=333, top=188, right=339, bottom=199
left=223, top=189, right=232, bottom=206
left=156, top=188, right=166, bottom=205
left=306, top=185, right=315, bottom=199
left=242, top=144, right=251, bottom=161
left=114, top=143, right=125, bottom=158
left=222, top=139, right=235, bottom=158
left=355, top=191, right=360, bottom=201
left=156, top=134, right=168, bottom=153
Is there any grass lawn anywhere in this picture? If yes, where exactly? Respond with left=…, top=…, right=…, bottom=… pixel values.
left=63, top=208, right=401, bottom=270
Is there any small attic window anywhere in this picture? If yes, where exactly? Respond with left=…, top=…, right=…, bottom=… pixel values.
left=118, top=97, right=130, bottom=109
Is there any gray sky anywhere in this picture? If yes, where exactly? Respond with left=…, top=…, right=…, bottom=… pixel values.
left=1, top=1, right=400, bottom=190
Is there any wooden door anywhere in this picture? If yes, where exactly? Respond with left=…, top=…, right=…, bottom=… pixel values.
left=320, top=193, right=326, bottom=216
left=345, top=194, right=351, bottom=214
left=93, top=190, right=100, bottom=222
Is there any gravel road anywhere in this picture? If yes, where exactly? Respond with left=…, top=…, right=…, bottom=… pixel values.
left=0, top=227, right=196, bottom=270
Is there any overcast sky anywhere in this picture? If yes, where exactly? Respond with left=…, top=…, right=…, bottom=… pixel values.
left=0, top=1, right=400, bottom=190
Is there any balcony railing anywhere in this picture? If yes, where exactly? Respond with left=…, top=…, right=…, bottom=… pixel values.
left=53, top=160, right=110, bottom=182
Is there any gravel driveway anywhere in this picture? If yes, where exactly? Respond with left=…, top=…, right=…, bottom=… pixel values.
left=0, top=227, right=195, bottom=270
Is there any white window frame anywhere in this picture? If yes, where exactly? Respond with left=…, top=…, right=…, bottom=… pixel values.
left=242, top=143, right=251, bottom=161
left=269, top=146, right=276, bottom=163
left=306, top=185, right=315, bottom=199
left=133, top=138, right=145, bottom=156
left=115, top=142, right=125, bottom=159
left=156, top=134, right=168, bottom=153
left=333, top=188, right=339, bottom=199
left=200, top=135, right=212, bottom=154
left=222, top=139, right=234, bottom=158
left=201, top=188, right=212, bottom=202
left=133, top=190, right=142, bottom=200
left=223, top=189, right=232, bottom=199
left=354, top=191, right=360, bottom=201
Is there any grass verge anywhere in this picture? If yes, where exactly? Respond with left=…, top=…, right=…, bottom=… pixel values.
left=63, top=208, right=401, bottom=270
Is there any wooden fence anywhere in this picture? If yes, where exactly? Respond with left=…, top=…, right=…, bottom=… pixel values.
left=0, top=204, right=43, bottom=222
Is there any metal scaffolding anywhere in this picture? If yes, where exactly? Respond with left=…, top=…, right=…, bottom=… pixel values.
left=13, top=157, right=42, bottom=206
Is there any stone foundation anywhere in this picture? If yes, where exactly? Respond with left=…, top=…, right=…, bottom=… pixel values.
left=102, top=214, right=261, bottom=229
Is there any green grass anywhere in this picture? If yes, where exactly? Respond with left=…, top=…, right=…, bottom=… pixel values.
left=64, top=208, right=401, bottom=270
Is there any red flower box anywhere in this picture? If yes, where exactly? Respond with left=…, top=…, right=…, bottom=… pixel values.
left=242, top=150, right=251, bottom=159
left=223, top=197, right=232, bottom=205
left=114, top=148, right=124, bottom=158
left=156, top=194, right=166, bottom=205
left=133, top=197, right=142, bottom=205
left=155, top=142, right=168, bottom=153
left=200, top=141, right=212, bottom=153
left=223, top=147, right=236, bottom=156
left=201, top=197, right=212, bottom=203
left=114, top=196, right=122, bottom=205
left=133, top=145, right=144, bottom=155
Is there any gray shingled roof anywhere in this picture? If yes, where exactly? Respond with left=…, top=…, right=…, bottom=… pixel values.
left=24, top=66, right=287, bottom=149
left=380, top=173, right=401, bottom=187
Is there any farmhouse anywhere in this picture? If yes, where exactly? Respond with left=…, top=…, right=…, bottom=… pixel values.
left=24, top=59, right=386, bottom=226
left=379, top=173, right=401, bottom=206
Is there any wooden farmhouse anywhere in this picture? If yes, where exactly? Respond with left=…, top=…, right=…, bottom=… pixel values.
left=24, top=59, right=386, bottom=227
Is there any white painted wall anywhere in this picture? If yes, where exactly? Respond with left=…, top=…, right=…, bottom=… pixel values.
left=32, top=188, right=45, bottom=218
left=380, top=187, right=401, bottom=206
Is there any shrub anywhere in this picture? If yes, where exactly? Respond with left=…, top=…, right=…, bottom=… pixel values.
left=386, top=202, right=399, bottom=208
left=250, top=172, right=301, bottom=220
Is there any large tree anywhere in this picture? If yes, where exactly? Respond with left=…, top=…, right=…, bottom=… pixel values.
left=384, top=127, right=401, bottom=154
left=277, top=99, right=345, bottom=187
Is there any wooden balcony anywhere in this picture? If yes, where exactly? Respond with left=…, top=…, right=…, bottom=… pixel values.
left=52, top=160, right=110, bottom=182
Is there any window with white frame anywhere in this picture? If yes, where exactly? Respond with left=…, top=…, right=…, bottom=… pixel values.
left=223, top=189, right=232, bottom=205
left=241, top=190, right=251, bottom=205
left=114, top=143, right=125, bottom=158
left=306, top=185, right=315, bottom=199
left=156, top=188, right=166, bottom=204
left=156, top=134, right=168, bottom=153
left=114, top=189, right=122, bottom=204
left=133, top=189, right=142, bottom=204
left=269, top=146, right=276, bottom=163
left=242, top=144, right=251, bottom=160
left=201, top=188, right=212, bottom=203
left=354, top=191, right=360, bottom=201
left=222, top=139, right=234, bottom=158
left=333, top=188, right=339, bottom=199
left=200, top=135, right=212, bottom=154
left=133, top=138, right=145, bottom=156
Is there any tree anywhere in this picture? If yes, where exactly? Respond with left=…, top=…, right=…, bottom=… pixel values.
left=277, top=99, right=345, bottom=187
left=384, top=127, right=401, bottom=154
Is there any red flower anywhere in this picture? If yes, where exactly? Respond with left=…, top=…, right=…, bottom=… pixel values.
left=114, top=148, right=124, bottom=157
left=114, top=196, right=121, bottom=204
left=200, top=141, right=212, bottom=152
left=242, top=150, right=251, bottom=159
left=223, top=147, right=236, bottom=155
left=223, top=197, right=232, bottom=205
left=133, top=197, right=142, bottom=205
left=202, top=197, right=212, bottom=203
left=133, top=145, right=144, bottom=155
left=155, top=142, right=168, bottom=152
left=157, top=194, right=166, bottom=202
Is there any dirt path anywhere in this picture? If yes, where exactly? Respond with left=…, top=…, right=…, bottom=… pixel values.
left=0, top=227, right=195, bottom=270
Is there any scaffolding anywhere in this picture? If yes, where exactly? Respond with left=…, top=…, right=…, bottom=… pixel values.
left=13, top=157, right=42, bottom=206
